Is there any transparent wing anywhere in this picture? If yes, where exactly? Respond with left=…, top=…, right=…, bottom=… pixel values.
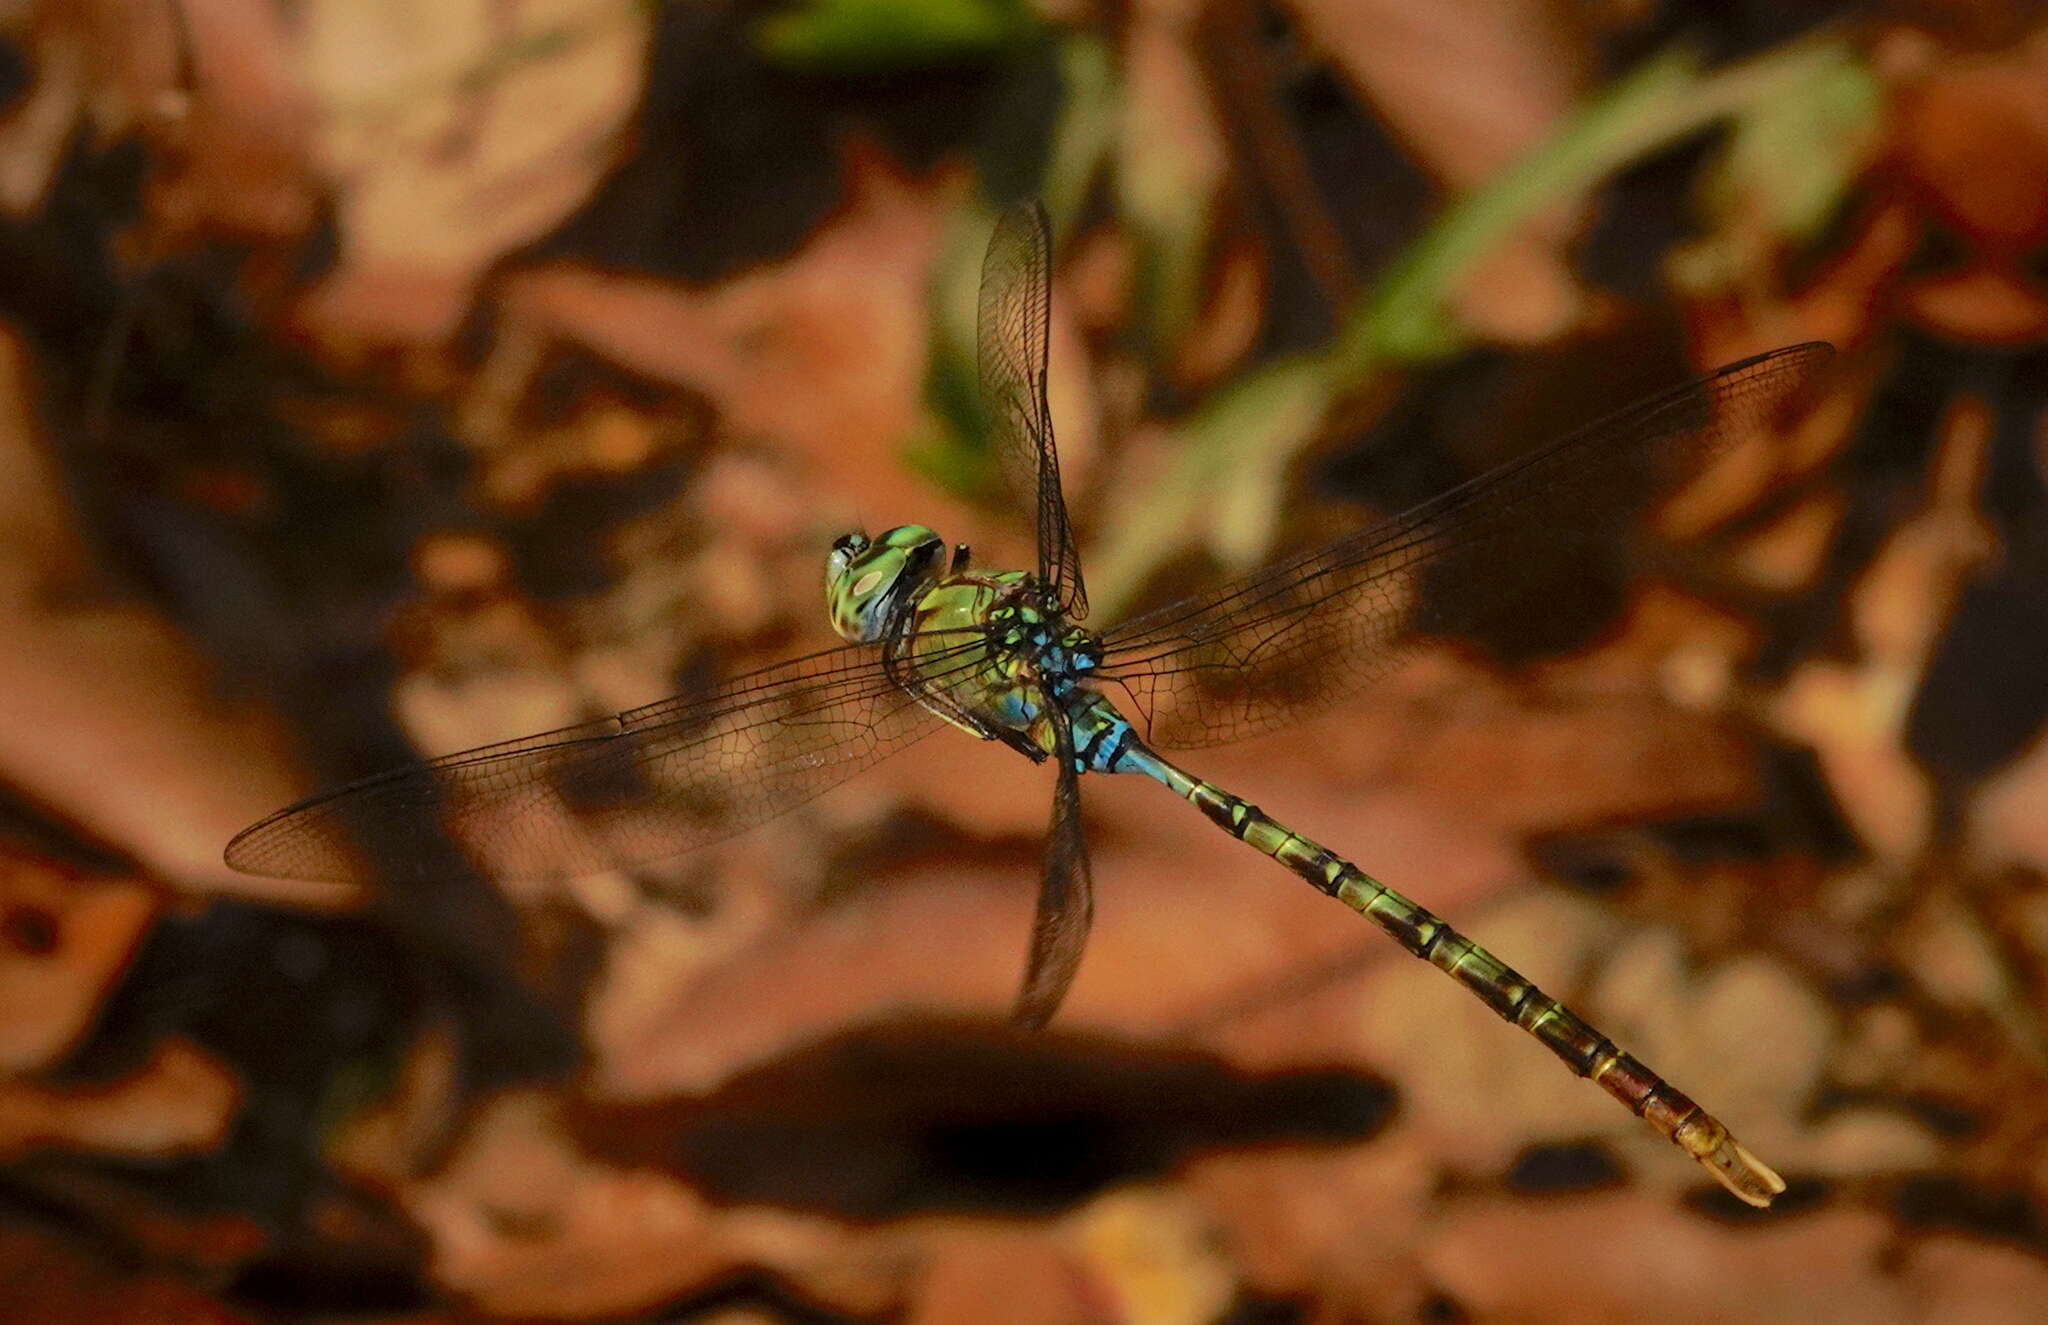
left=1100, top=344, right=1833, bottom=748
left=1010, top=703, right=1095, bottom=1029
left=225, top=633, right=997, bottom=884
left=980, top=199, right=1088, bottom=617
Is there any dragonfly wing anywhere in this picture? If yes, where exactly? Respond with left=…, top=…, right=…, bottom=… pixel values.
left=1010, top=704, right=1095, bottom=1028
left=980, top=199, right=1088, bottom=618
left=1100, top=344, right=1834, bottom=748
left=224, top=635, right=994, bottom=885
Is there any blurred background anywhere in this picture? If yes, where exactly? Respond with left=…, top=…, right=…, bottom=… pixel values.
left=1, top=0, right=2045, bottom=1320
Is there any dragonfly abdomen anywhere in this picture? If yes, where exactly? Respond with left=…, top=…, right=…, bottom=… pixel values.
left=1115, top=738, right=1786, bottom=1208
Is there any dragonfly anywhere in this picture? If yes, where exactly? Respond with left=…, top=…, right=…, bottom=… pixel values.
left=228, top=200, right=1831, bottom=1207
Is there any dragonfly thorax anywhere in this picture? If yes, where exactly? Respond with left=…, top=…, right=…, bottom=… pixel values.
left=923, top=574, right=1124, bottom=769
left=985, top=592, right=1104, bottom=693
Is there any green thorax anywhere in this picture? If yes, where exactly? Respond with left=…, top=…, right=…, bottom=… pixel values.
left=908, top=568, right=1102, bottom=757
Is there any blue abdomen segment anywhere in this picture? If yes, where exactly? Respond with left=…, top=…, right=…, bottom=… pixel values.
left=1062, top=694, right=1142, bottom=775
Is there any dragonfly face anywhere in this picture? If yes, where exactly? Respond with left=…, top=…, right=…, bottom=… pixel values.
left=825, top=524, right=947, bottom=643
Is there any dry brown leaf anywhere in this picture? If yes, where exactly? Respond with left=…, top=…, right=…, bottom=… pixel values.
left=1172, top=234, right=1266, bottom=387
left=0, top=854, right=155, bottom=1072
left=907, top=1226, right=1101, bottom=1325
left=1731, top=489, right=1851, bottom=594
left=395, top=1087, right=894, bottom=1318
left=1120, top=0, right=1232, bottom=347
left=12, top=0, right=319, bottom=243
left=1123, top=0, right=1229, bottom=200
left=495, top=149, right=967, bottom=527
left=1713, top=197, right=1915, bottom=356
left=589, top=869, right=1053, bottom=1098
left=0, top=1220, right=262, bottom=1325
left=0, top=325, right=343, bottom=901
left=1892, top=30, right=2048, bottom=256
left=1903, top=264, right=2048, bottom=343
left=1288, top=0, right=1593, bottom=343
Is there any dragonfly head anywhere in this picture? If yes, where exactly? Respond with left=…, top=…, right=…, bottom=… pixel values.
left=826, top=524, right=946, bottom=643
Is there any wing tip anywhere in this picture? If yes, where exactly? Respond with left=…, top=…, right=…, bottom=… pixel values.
left=222, top=813, right=325, bottom=883
left=1716, top=339, right=1837, bottom=379
left=222, top=784, right=377, bottom=884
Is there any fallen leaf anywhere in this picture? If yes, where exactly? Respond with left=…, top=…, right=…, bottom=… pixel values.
left=295, top=0, right=653, bottom=348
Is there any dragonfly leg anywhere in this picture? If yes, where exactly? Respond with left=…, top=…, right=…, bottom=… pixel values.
left=1114, top=739, right=1786, bottom=1207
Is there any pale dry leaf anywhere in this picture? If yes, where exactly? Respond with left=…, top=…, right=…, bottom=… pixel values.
left=1903, top=264, right=2048, bottom=343
left=1898, top=892, right=2013, bottom=1008
left=297, top=0, right=653, bottom=347
left=1900, top=1233, right=2048, bottom=1325
left=0, top=13, right=85, bottom=214
left=1769, top=388, right=1997, bottom=862
left=1122, top=0, right=1228, bottom=198
left=390, top=608, right=582, bottom=753
left=1119, top=0, right=1230, bottom=350
left=590, top=869, right=1043, bottom=1097
left=1730, top=489, right=1850, bottom=593
left=326, top=1021, right=462, bottom=1187
left=1429, top=1197, right=1906, bottom=1324
left=1183, top=1142, right=1429, bottom=1311
left=1775, top=659, right=1929, bottom=860
left=1803, top=1107, right=1943, bottom=1176
left=1172, top=235, right=1265, bottom=387
left=0, top=1038, right=238, bottom=1161
left=1063, top=1188, right=1235, bottom=1325
left=1343, top=889, right=1634, bottom=1176
left=1588, top=935, right=1828, bottom=1182
left=1975, top=724, right=2048, bottom=872
left=405, top=1089, right=757, bottom=1317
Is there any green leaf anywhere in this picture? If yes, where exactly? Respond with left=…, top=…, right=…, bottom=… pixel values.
left=1091, top=37, right=1871, bottom=613
left=907, top=204, right=1008, bottom=498
left=1086, top=357, right=1332, bottom=618
left=1673, top=45, right=1880, bottom=291
left=910, top=37, right=1119, bottom=501
left=756, top=0, right=1038, bottom=73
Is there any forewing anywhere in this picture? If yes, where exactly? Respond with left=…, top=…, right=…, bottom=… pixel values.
left=1101, top=344, right=1833, bottom=748
left=225, top=635, right=995, bottom=884
left=980, top=199, right=1088, bottom=617
left=1010, top=704, right=1096, bottom=1029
